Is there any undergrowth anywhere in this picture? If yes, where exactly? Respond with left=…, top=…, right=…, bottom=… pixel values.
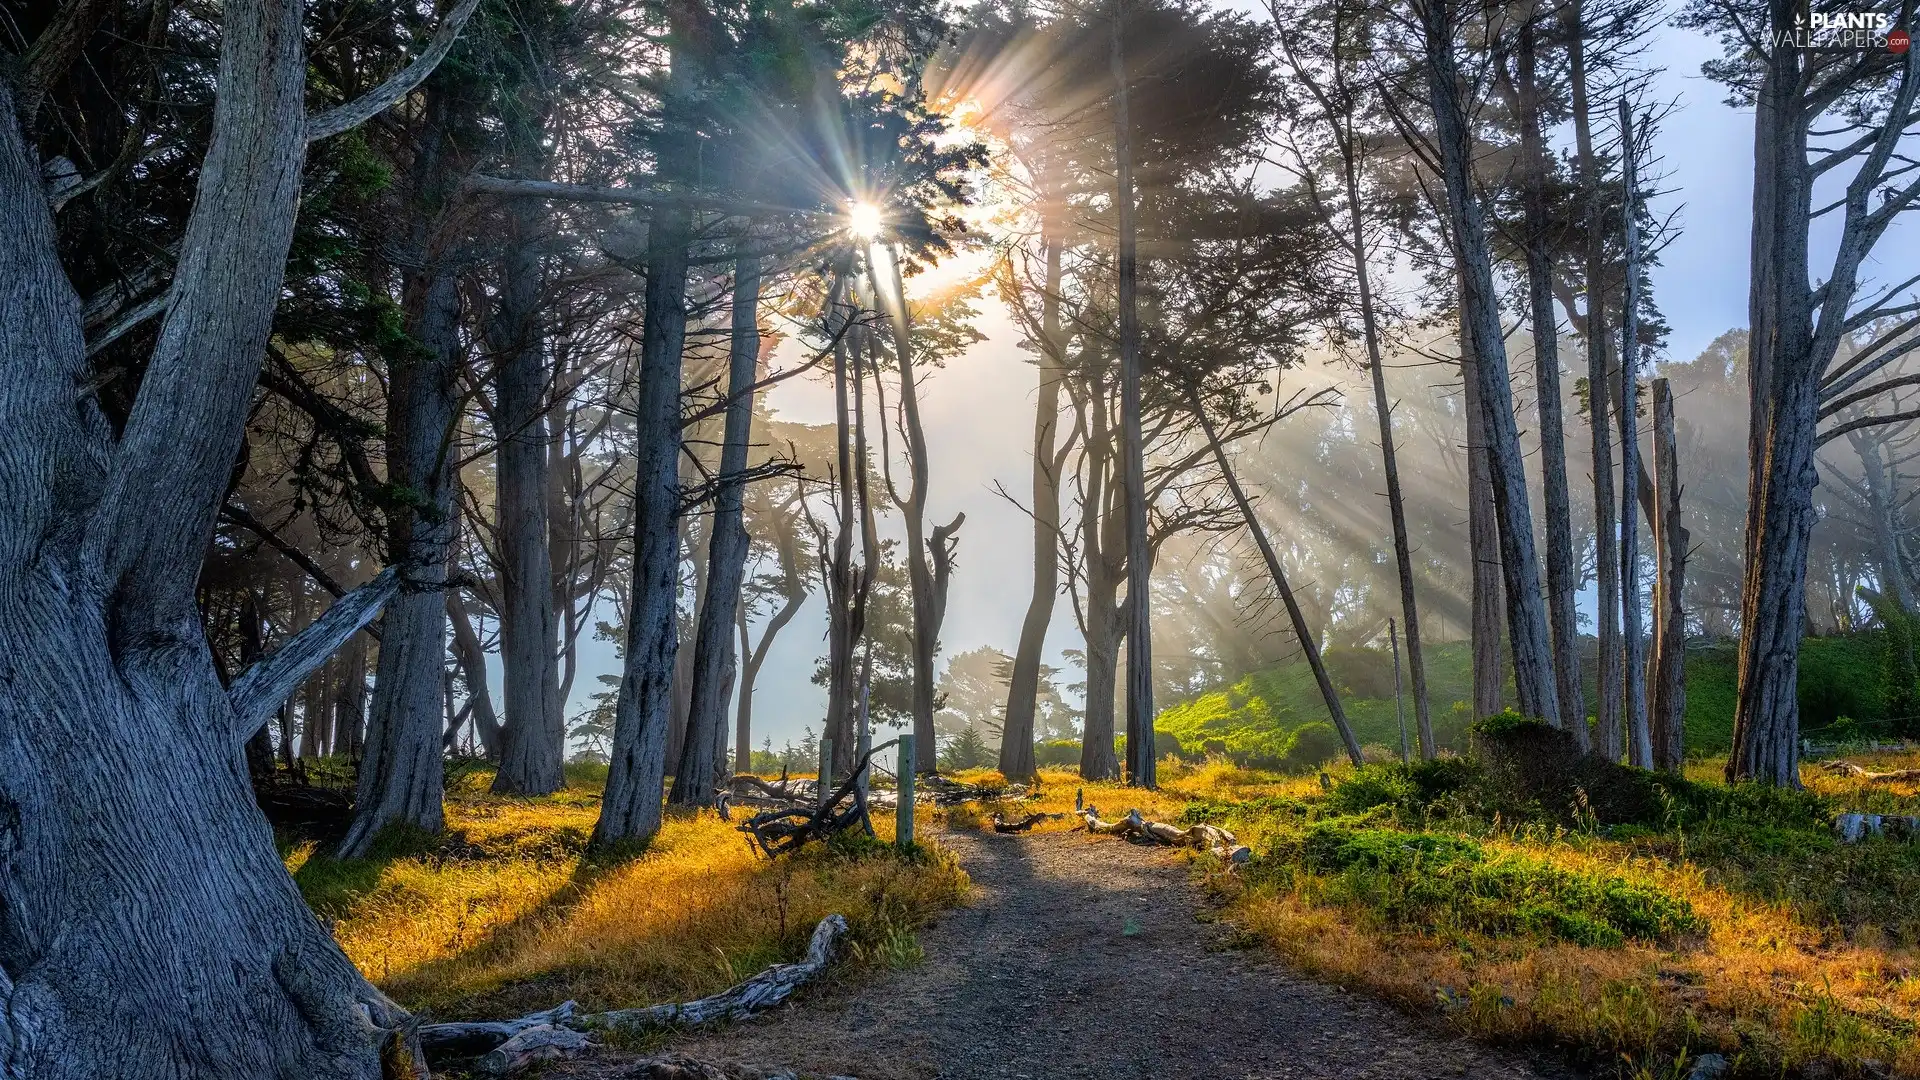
left=286, top=765, right=968, bottom=1021
left=1177, top=719, right=1920, bottom=1078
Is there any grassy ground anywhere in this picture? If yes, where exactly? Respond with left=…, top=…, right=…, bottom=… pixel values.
left=945, top=748, right=1920, bottom=1079
left=284, top=764, right=968, bottom=1024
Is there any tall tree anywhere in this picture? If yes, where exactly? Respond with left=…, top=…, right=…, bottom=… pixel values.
left=1111, top=0, right=1157, bottom=787
left=1678, top=0, right=1920, bottom=783
left=1414, top=0, right=1561, bottom=725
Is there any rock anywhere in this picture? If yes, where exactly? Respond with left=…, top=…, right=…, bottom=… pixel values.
left=1687, top=1052, right=1729, bottom=1079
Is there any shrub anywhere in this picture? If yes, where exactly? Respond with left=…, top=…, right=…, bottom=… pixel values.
left=1033, top=739, right=1081, bottom=768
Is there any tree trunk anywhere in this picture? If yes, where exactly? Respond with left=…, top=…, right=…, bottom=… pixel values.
left=1616, top=100, right=1653, bottom=768
left=1344, top=144, right=1433, bottom=759
left=888, top=255, right=946, bottom=777
left=1199, top=405, right=1364, bottom=765
left=1565, top=0, right=1622, bottom=759
left=823, top=274, right=861, bottom=779
left=1000, top=227, right=1067, bottom=781
left=1728, top=0, right=1816, bottom=786
left=594, top=35, right=697, bottom=846
left=676, top=255, right=762, bottom=805
left=0, top=3, right=439, bottom=1070
left=1112, top=0, right=1156, bottom=787
left=1079, top=606, right=1124, bottom=781
left=1516, top=21, right=1583, bottom=741
left=340, top=255, right=460, bottom=856
left=493, top=208, right=565, bottom=795
left=1424, top=0, right=1560, bottom=726
left=1649, top=378, right=1688, bottom=771
left=448, top=592, right=503, bottom=757
left=1461, top=292, right=1506, bottom=718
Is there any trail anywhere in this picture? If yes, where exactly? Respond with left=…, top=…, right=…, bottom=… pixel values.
left=568, top=828, right=1577, bottom=1079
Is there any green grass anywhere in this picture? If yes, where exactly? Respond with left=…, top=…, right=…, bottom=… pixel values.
left=1156, top=633, right=1899, bottom=762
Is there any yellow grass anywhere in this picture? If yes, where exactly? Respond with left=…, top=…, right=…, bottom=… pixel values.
left=288, top=768, right=968, bottom=1021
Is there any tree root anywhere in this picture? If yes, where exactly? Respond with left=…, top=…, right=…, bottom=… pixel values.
left=1822, top=761, right=1920, bottom=783
left=417, top=914, right=848, bottom=1075
left=1077, top=806, right=1251, bottom=864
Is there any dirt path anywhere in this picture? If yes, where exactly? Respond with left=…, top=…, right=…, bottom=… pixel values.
left=570, top=828, right=1577, bottom=1079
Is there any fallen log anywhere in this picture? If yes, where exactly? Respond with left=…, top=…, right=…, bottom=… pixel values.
left=1833, top=812, right=1920, bottom=843
left=1077, top=806, right=1252, bottom=864
left=417, top=914, right=848, bottom=1073
left=1822, top=761, right=1920, bottom=783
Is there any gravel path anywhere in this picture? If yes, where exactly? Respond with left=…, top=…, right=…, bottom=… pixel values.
left=570, top=828, right=1577, bottom=1079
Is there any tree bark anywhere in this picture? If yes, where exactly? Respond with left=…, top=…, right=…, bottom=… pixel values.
left=1515, top=21, right=1583, bottom=741
left=676, top=255, right=763, bottom=805
left=493, top=207, right=565, bottom=795
left=1000, top=227, right=1068, bottom=781
left=1112, top=0, right=1156, bottom=787
left=1423, top=0, right=1560, bottom=725
left=734, top=494, right=807, bottom=775
left=1649, top=378, right=1688, bottom=771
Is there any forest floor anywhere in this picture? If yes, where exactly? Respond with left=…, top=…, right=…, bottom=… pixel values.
left=558, top=825, right=1574, bottom=1080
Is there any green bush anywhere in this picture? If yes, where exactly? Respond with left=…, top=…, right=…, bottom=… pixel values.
left=1033, top=739, right=1081, bottom=768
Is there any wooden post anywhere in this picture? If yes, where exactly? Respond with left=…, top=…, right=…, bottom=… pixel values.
left=819, top=738, right=834, bottom=808
left=1390, top=619, right=1408, bottom=764
left=896, top=733, right=915, bottom=849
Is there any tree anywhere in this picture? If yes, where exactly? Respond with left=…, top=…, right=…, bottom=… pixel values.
left=0, top=0, right=475, bottom=1072
left=1678, top=0, right=1920, bottom=784
left=1411, top=0, right=1561, bottom=726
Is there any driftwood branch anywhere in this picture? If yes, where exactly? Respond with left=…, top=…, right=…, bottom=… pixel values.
left=1078, top=806, right=1251, bottom=864
left=307, top=0, right=483, bottom=142
left=227, top=567, right=398, bottom=745
left=417, top=915, right=849, bottom=1074
left=1823, top=760, right=1920, bottom=782
left=990, top=811, right=1066, bottom=833
left=738, top=742, right=897, bottom=857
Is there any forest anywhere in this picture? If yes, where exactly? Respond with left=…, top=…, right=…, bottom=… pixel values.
left=6, top=0, right=1920, bottom=1076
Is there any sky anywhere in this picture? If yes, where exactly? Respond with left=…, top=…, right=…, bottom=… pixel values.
left=549, top=5, right=1920, bottom=753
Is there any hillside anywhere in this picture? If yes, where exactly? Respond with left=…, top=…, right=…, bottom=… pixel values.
left=1154, top=632, right=1898, bottom=761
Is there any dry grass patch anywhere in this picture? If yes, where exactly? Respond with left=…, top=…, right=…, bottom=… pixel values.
left=287, top=769, right=968, bottom=1022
